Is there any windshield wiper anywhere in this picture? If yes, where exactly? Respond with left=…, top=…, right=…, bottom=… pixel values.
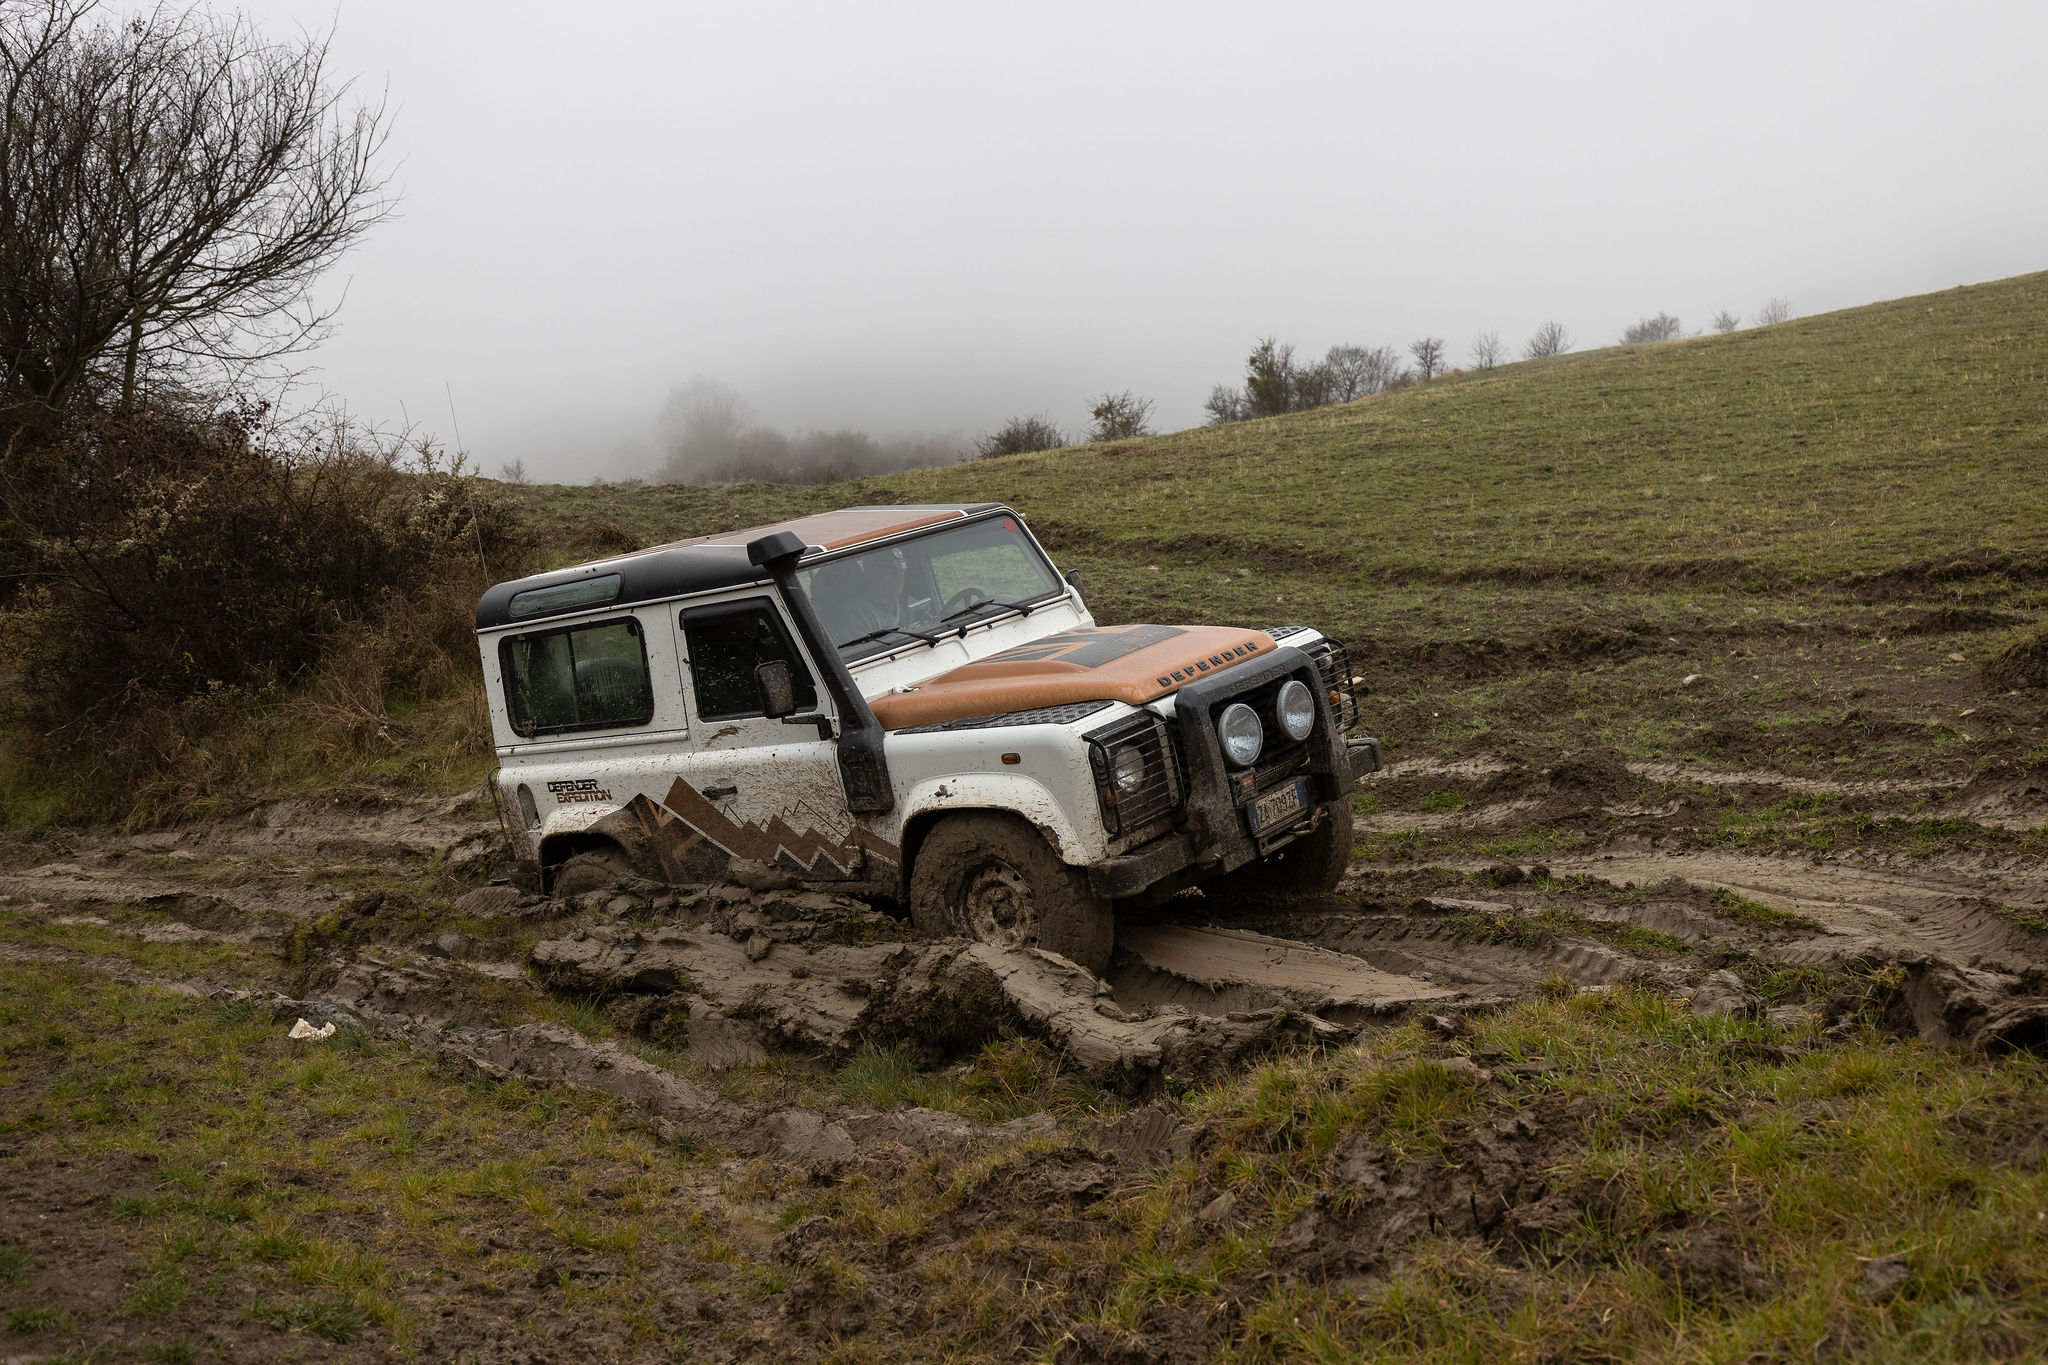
left=836, top=624, right=946, bottom=652
left=931, top=595, right=1036, bottom=632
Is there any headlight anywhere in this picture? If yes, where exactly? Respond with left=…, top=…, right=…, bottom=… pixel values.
left=1111, top=744, right=1149, bottom=797
left=1276, top=679, right=1315, bottom=742
left=1218, top=702, right=1263, bottom=766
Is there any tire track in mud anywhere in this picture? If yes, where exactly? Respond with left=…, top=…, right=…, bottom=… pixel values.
left=1109, top=924, right=1460, bottom=1022
left=1189, top=902, right=1672, bottom=995
left=8, top=765, right=2048, bottom=1092
left=1542, top=850, right=2048, bottom=969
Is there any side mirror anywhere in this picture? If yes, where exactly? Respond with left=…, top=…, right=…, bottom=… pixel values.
left=1064, top=569, right=1084, bottom=596
left=754, top=660, right=796, bottom=718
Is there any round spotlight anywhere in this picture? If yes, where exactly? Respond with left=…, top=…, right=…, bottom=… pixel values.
left=1276, top=679, right=1316, bottom=742
left=1112, top=745, right=1149, bottom=796
left=1218, top=702, right=1264, bottom=766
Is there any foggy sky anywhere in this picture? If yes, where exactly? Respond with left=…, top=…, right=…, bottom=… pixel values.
left=229, top=0, right=2048, bottom=481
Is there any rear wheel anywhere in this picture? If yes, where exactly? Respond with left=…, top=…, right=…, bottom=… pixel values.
left=910, top=813, right=1114, bottom=974
left=1203, top=800, right=1353, bottom=907
left=550, top=845, right=636, bottom=897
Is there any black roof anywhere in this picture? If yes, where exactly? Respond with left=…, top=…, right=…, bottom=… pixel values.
left=474, top=503, right=1004, bottom=630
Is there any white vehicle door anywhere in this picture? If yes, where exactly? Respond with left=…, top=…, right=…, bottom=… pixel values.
left=641, top=594, right=882, bottom=883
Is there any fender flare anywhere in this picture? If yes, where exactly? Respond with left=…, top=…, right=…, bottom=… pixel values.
left=894, top=773, right=1102, bottom=895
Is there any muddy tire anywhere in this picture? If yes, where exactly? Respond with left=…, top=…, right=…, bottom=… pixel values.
left=910, top=813, right=1114, bottom=974
left=550, top=846, right=635, bottom=897
left=1203, top=800, right=1354, bottom=906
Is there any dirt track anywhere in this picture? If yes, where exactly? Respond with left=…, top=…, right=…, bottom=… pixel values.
left=4, top=758, right=2045, bottom=1083
left=4, top=762, right=2047, bottom=1360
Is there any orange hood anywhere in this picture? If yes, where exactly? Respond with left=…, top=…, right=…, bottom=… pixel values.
left=869, top=625, right=1279, bottom=731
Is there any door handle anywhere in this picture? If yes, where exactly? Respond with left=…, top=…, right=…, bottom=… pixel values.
left=702, top=784, right=738, bottom=801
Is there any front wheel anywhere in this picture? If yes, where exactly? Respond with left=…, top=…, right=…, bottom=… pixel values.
left=1202, top=800, right=1354, bottom=907
left=910, top=813, right=1114, bottom=974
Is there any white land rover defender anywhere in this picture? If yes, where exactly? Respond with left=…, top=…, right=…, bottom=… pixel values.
left=476, top=504, right=1379, bottom=972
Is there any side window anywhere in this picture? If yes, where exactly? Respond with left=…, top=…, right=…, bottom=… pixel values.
left=499, top=617, right=654, bottom=737
left=681, top=599, right=820, bottom=721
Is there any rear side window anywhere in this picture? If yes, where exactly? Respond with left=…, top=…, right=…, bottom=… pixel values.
left=499, top=617, right=654, bottom=737
left=682, top=599, right=819, bottom=720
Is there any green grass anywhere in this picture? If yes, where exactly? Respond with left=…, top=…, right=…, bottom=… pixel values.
left=8, top=941, right=2048, bottom=1359
left=1444, top=904, right=1690, bottom=959
left=1711, top=887, right=1819, bottom=931
left=517, top=272, right=2048, bottom=582
left=501, top=271, right=2048, bottom=797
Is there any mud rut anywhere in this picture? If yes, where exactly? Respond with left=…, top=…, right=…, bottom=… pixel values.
left=5, top=765, right=2046, bottom=1124
left=5, top=771, right=2047, bottom=1359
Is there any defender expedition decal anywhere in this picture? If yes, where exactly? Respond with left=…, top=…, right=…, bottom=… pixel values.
left=591, top=781, right=901, bottom=885
left=547, top=777, right=613, bottom=804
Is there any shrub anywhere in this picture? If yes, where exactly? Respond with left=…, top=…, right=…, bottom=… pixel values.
left=1203, top=383, right=1250, bottom=425
left=1621, top=313, right=1683, bottom=344
left=0, top=402, right=531, bottom=818
left=974, top=416, right=1067, bottom=459
left=1086, top=391, right=1154, bottom=442
left=1523, top=321, right=1573, bottom=359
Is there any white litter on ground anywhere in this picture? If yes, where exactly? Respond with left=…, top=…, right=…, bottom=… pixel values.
left=287, top=1017, right=336, bottom=1040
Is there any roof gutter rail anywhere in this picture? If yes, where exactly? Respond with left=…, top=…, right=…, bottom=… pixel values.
left=748, top=530, right=895, bottom=814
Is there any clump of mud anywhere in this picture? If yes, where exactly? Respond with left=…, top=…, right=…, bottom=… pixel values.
left=1982, top=620, right=2048, bottom=692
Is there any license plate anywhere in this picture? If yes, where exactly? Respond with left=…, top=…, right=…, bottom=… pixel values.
left=1249, top=778, right=1309, bottom=832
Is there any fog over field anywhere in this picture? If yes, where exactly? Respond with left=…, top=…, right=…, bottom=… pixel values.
left=228, top=0, right=2048, bottom=481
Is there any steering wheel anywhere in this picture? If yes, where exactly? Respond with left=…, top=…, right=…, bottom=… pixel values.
left=942, top=586, right=991, bottom=616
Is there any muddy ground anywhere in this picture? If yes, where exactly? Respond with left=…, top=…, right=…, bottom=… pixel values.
left=2, top=748, right=2046, bottom=1360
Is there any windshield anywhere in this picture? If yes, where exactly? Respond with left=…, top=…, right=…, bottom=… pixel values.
left=797, top=513, right=1064, bottom=660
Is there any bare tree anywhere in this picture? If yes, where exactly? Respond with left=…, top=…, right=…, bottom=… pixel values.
left=1523, top=321, right=1573, bottom=359
left=1620, top=313, right=1684, bottom=344
left=498, top=458, right=529, bottom=484
left=1409, top=337, right=1446, bottom=380
left=1755, top=296, right=1793, bottom=325
left=658, top=379, right=749, bottom=481
left=0, top=0, right=393, bottom=417
left=1203, top=383, right=1249, bottom=424
left=1710, top=309, right=1742, bottom=333
left=1323, top=344, right=1378, bottom=400
left=1086, top=391, right=1154, bottom=442
left=1469, top=330, right=1505, bottom=370
left=1292, top=358, right=1338, bottom=409
left=975, top=415, right=1066, bottom=459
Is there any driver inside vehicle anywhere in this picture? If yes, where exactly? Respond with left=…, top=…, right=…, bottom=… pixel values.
left=813, top=548, right=916, bottom=647
left=856, top=547, right=907, bottom=630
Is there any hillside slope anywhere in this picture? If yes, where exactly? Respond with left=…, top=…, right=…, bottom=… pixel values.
left=522, top=271, right=2048, bottom=805
left=529, top=269, right=2048, bottom=584
left=3, top=277, right=2046, bottom=1363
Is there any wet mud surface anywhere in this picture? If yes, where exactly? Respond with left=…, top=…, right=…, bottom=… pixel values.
left=3, top=757, right=2046, bottom=1359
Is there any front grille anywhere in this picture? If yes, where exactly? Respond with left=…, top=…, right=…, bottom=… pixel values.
left=1084, top=711, right=1183, bottom=841
left=1306, top=639, right=1361, bottom=733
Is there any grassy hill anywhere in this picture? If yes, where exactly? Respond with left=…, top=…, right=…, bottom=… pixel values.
left=528, top=270, right=2048, bottom=581
left=522, top=272, right=2048, bottom=849
left=4, top=274, right=2047, bottom=1363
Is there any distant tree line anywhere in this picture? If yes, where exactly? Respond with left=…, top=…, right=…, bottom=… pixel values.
left=1621, top=296, right=1795, bottom=345
left=1202, top=339, right=1413, bottom=423
left=655, top=293, right=1804, bottom=474
left=657, top=379, right=967, bottom=485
